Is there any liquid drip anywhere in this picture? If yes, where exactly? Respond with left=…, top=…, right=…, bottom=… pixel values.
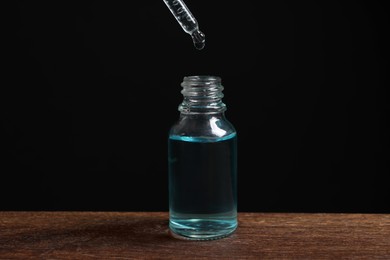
left=191, top=30, right=206, bottom=50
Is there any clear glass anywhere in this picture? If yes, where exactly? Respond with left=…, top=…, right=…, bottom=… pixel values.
left=168, top=76, right=238, bottom=240
left=163, top=0, right=205, bottom=50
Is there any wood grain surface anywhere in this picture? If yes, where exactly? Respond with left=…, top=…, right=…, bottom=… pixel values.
left=1, top=212, right=389, bottom=259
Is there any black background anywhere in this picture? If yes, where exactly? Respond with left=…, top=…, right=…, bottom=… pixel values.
left=3, top=1, right=389, bottom=212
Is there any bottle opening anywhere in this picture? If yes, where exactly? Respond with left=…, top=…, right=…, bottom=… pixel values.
left=179, top=75, right=226, bottom=114
left=183, top=75, right=221, bottom=84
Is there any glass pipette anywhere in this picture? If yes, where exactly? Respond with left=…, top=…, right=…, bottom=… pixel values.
left=163, top=0, right=205, bottom=50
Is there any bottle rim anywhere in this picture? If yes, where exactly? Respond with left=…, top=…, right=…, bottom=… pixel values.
left=183, top=75, right=221, bottom=84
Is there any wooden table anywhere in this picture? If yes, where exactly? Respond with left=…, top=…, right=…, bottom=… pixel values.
left=1, top=212, right=389, bottom=259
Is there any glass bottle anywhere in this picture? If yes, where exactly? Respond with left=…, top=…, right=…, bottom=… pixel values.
left=168, top=75, right=238, bottom=240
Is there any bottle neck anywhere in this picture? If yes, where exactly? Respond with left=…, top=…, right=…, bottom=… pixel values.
left=178, top=75, right=227, bottom=115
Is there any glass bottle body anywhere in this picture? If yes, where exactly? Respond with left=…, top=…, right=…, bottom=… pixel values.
left=168, top=76, right=237, bottom=240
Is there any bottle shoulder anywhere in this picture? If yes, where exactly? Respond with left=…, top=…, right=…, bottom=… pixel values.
left=169, top=113, right=237, bottom=140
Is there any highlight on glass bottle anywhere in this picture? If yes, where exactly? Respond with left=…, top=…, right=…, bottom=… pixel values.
left=168, top=75, right=237, bottom=240
left=163, top=0, right=205, bottom=50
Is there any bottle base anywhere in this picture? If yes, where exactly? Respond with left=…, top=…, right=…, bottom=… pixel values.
left=169, top=218, right=237, bottom=241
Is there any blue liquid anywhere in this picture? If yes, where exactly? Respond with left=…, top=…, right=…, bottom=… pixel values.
left=168, top=133, right=237, bottom=240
